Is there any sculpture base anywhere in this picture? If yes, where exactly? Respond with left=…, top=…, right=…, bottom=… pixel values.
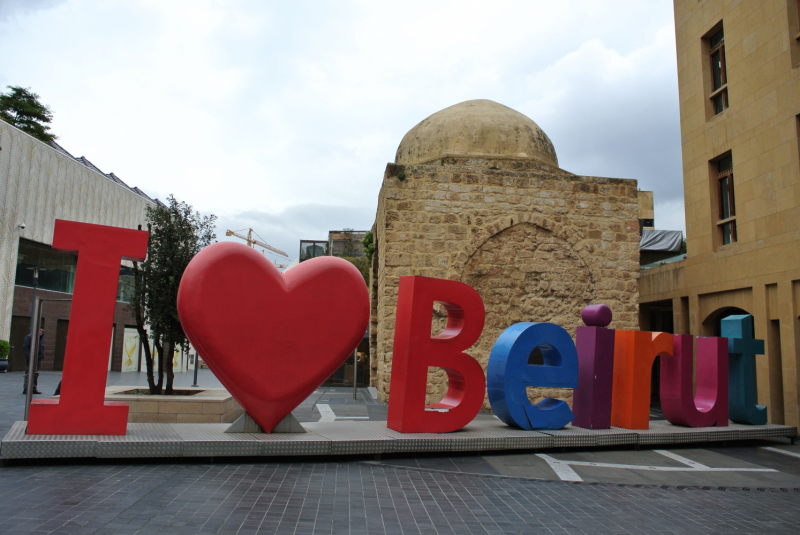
left=1, top=419, right=795, bottom=460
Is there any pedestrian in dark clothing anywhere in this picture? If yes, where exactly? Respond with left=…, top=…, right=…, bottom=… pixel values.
left=22, top=327, right=44, bottom=395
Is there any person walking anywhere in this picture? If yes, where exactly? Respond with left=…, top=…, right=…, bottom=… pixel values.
left=22, top=327, right=44, bottom=395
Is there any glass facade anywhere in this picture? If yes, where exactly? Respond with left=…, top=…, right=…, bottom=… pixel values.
left=15, top=239, right=77, bottom=294
left=299, top=240, right=329, bottom=262
left=117, top=266, right=136, bottom=303
left=15, top=238, right=137, bottom=302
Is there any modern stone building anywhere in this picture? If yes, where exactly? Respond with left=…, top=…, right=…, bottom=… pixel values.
left=640, top=1, right=800, bottom=426
left=369, top=99, right=642, bottom=409
left=0, top=121, right=156, bottom=373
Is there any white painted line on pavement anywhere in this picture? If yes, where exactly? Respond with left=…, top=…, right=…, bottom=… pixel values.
left=317, top=404, right=337, bottom=422
left=654, top=449, right=710, bottom=469
left=536, top=450, right=777, bottom=476
left=537, top=454, right=583, bottom=482
left=316, top=403, right=369, bottom=422
left=762, top=446, right=800, bottom=460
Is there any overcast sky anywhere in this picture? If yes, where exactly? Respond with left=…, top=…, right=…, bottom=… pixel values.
left=1, top=0, right=684, bottom=261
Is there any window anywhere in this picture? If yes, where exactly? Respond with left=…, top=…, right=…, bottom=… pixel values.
left=709, top=28, right=728, bottom=115
left=791, top=0, right=800, bottom=67
left=716, top=155, right=736, bottom=245
left=117, top=265, right=136, bottom=303
left=299, top=240, right=329, bottom=262
left=15, top=239, right=77, bottom=293
left=15, top=238, right=137, bottom=300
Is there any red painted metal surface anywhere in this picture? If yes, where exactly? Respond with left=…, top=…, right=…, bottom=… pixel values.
left=660, top=335, right=729, bottom=427
left=611, top=330, right=673, bottom=430
left=387, top=276, right=485, bottom=433
left=27, top=220, right=149, bottom=435
left=177, top=242, right=369, bottom=433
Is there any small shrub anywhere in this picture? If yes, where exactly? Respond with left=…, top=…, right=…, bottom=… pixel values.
left=0, top=340, right=10, bottom=359
left=361, top=231, right=375, bottom=263
left=397, top=172, right=406, bottom=181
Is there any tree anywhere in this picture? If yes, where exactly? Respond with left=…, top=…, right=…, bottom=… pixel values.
left=130, top=195, right=216, bottom=395
left=0, top=86, right=57, bottom=143
left=342, top=256, right=369, bottom=287
left=361, top=230, right=374, bottom=263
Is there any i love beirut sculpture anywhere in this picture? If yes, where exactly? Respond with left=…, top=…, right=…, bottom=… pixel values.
left=26, top=220, right=766, bottom=436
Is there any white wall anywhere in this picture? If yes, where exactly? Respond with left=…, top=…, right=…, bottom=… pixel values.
left=0, top=121, right=153, bottom=340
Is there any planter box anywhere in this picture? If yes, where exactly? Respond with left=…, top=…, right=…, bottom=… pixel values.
left=101, top=386, right=244, bottom=424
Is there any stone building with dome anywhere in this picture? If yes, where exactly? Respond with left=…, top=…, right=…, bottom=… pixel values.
left=368, top=99, right=642, bottom=408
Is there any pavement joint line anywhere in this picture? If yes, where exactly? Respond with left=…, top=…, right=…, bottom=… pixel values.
left=359, top=461, right=800, bottom=493
left=762, top=446, right=800, bottom=460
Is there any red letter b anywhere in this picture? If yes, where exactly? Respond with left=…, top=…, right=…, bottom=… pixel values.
left=387, top=276, right=485, bottom=433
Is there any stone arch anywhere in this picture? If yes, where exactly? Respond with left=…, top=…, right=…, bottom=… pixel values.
left=460, top=221, right=596, bottom=409
left=456, top=212, right=600, bottom=277
left=701, top=306, right=750, bottom=337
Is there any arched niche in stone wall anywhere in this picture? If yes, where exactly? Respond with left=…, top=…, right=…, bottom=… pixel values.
left=461, top=221, right=595, bottom=409
left=701, top=306, right=750, bottom=337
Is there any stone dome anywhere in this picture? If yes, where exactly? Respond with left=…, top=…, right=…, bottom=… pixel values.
left=395, top=99, right=558, bottom=167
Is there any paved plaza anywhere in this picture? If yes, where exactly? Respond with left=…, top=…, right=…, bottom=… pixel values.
left=1, top=370, right=799, bottom=534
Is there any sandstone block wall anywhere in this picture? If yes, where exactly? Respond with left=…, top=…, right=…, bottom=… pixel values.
left=369, top=156, right=641, bottom=410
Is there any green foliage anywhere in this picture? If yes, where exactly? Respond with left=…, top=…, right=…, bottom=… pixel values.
left=342, top=256, right=369, bottom=287
left=397, top=172, right=406, bottom=181
left=0, top=340, right=10, bottom=359
left=0, top=86, right=56, bottom=143
left=680, top=237, right=687, bottom=254
left=341, top=227, right=359, bottom=257
left=361, top=231, right=374, bottom=263
left=130, top=195, right=216, bottom=394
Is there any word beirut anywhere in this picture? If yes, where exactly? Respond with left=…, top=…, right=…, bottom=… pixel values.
left=26, top=220, right=765, bottom=436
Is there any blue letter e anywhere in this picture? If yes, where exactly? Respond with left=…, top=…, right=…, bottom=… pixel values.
left=487, top=322, right=578, bottom=430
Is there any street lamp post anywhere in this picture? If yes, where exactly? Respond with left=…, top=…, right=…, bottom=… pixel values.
left=191, top=352, right=200, bottom=387
left=26, top=266, right=42, bottom=346
left=24, top=297, right=71, bottom=420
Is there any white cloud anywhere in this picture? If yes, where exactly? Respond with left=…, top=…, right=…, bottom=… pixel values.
left=0, top=0, right=684, bottom=244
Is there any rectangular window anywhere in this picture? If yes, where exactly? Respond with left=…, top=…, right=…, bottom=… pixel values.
left=117, top=265, right=135, bottom=303
left=15, top=238, right=135, bottom=300
left=299, top=240, right=329, bottom=262
left=15, top=239, right=77, bottom=293
left=716, top=155, right=737, bottom=245
left=790, top=1, right=800, bottom=68
left=708, top=28, right=728, bottom=115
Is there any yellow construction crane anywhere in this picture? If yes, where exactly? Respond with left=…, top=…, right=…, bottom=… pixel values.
left=225, top=228, right=288, bottom=258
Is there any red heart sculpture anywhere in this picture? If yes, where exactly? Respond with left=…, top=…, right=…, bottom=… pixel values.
left=177, top=242, right=369, bottom=432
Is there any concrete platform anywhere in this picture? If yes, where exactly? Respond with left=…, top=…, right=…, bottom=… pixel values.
left=1, top=419, right=796, bottom=460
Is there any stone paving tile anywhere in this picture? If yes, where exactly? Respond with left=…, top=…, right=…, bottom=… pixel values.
left=0, top=461, right=798, bottom=534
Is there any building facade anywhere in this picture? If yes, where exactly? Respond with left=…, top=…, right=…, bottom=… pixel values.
left=0, top=121, right=155, bottom=372
left=369, top=100, right=642, bottom=409
left=640, top=0, right=800, bottom=425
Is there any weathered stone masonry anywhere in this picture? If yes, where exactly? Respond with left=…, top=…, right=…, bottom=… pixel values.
left=369, top=156, right=641, bottom=410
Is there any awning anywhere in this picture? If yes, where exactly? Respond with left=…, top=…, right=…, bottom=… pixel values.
left=640, top=229, right=683, bottom=252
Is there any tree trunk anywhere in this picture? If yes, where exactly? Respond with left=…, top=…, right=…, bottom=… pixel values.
left=164, top=339, right=175, bottom=395
left=154, top=335, right=164, bottom=392
left=138, top=326, right=159, bottom=394
left=132, top=262, right=160, bottom=395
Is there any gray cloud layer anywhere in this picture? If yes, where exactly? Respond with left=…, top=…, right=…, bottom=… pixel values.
left=0, top=1, right=686, bottom=256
